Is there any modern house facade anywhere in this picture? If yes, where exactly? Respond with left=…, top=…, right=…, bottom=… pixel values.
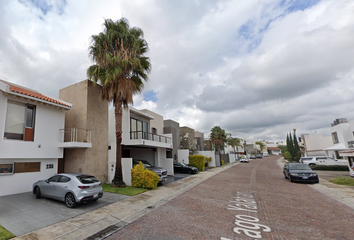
left=0, top=79, right=72, bottom=196
left=300, top=133, right=333, bottom=157
left=108, top=107, right=173, bottom=185
left=163, top=119, right=180, bottom=161
left=59, top=80, right=109, bottom=184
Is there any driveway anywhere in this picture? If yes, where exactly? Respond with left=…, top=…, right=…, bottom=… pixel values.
left=0, top=191, right=129, bottom=236
left=0, top=174, right=190, bottom=236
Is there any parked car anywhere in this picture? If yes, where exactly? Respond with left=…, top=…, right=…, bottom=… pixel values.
left=256, top=154, right=263, bottom=158
left=173, top=162, right=198, bottom=174
left=283, top=162, right=319, bottom=184
left=263, top=152, right=269, bottom=157
left=133, top=159, right=168, bottom=182
left=240, top=156, right=249, bottom=163
left=300, top=156, right=347, bottom=166
left=32, top=173, right=103, bottom=208
left=250, top=155, right=256, bottom=159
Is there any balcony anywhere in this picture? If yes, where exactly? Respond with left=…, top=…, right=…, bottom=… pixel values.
left=58, top=128, right=92, bottom=148
left=128, top=131, right=173, bottom=148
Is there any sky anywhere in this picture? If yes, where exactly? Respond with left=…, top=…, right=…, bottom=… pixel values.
left=1, top=0, right=354, bottom=143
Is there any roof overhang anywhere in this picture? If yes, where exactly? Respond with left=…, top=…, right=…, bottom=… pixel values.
left=323, top=143, right=347, bottom=151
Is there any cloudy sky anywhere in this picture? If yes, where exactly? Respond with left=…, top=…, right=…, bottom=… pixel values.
left=1, top=0, right=353, bottom=143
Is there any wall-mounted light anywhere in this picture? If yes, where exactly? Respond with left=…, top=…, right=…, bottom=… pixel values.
left=38, top=144, right=41, bottom=148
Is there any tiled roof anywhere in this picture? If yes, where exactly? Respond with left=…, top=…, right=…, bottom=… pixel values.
left=267, top=147, right=281, bottom=150
left=1, top=80, right=71, bottom=108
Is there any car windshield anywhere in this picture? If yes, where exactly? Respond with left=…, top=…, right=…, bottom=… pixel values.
left=77, top=175, right=99, bottom=184
left=180, top=162, right=188, bottom=166
left=288, top=164, right=311, bottom=170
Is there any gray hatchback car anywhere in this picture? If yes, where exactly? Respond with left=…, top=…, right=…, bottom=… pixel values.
left=32, top=173, right=103, bottom=208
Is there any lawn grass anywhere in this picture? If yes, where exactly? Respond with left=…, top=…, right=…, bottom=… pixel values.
left=0, top=225, right=15, bottom=240
left=102, top=184, right=149, bottom=196
left=329, top=176, right=354, bottom=186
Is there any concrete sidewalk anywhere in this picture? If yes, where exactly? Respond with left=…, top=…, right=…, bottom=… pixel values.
left=13, top=163, right=237, bottom=240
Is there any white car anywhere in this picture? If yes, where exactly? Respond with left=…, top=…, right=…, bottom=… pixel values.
left=300, top=156, right=347, bottom=166
left=240, top=156, right=249, bottom=163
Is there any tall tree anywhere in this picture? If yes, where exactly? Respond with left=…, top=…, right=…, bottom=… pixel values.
left=255, top=141, right=266, bottom=153
left=227, top=137, right=242, bottom=160
left=210, top=126, right=228, bottom=166
left=87, top=18, right=151, bottom=187
left=293, top=129, right=301, bottom=162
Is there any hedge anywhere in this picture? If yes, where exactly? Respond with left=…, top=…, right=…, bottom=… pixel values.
left=189, top=155, right=206, bottom=171
left=131, top=162, right=160, bottom=190
left=310, top=165, right=349, bottom=171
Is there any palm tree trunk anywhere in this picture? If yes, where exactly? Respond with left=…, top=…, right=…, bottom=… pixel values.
left=112, top=98, right=126, bottom=188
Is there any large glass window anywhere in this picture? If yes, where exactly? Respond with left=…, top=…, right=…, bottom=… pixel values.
left=130, top=118, right=148, bottom=140
left=0, top=163, right=14, bottom=175
left=4, top=100, right=36, bottom=141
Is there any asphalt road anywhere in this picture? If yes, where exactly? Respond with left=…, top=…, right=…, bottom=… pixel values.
left=106, top=155, right=354, bottom=240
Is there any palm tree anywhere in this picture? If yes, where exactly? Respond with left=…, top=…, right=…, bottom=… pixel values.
left=87, top=18, right=151, bottom=188
left=210, top=126, right=228, bottom=166
left=227, top=137, right=242, bottom=160
left=255, top=141, right=266, bottom=154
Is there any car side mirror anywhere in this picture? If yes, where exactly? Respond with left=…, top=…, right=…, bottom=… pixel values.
left=45, top=179, right=50, bottom=183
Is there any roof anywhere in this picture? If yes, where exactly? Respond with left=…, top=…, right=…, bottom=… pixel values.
left=268, top=147, right=281, bottom=150
left=323, top=143, right=347, bottom=151
left=0, top=79, right=72, bottom=109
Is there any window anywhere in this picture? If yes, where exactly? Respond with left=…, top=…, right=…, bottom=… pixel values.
left=130, top=118, right=148, bottom=140
left=152, top=127, right=157, bottom=134
left=4, top=100, right=36, bottom=141
left=14, top=162, right=40, bottom=173
left=331, top=132, right=339, bottom=144
left=59, top=176, right=71, bottom=183
left=0, top=163, right=14, bottom=175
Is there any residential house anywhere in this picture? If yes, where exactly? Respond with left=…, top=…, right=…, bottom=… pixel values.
left=59, top=80, right=108, bottom=184
left=0, top=79, right=72, bottom=196
left=108, top=107, right=173, bottom=185
left=300, top=133, right=332, bottom=157
left=163, top=119, right=180, bottom=161
left=324, top=119, right=354, bottom=173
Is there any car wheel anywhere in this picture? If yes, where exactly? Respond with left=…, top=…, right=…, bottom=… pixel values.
left=284, top=173, right=288, bottom=179
left=35, top=186, right=41, bottom=199
left=65, top=193, right=77, bottom=208
left=289, top=176, right=293, bottom=182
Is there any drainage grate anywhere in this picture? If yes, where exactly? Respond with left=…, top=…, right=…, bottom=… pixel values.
left=85, top=225, right=122, bottom=240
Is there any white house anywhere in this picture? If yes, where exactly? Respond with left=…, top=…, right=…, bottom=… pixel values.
left=324, top=118, right=354, bottom=176
left=301, top=133, right=333, bottom=156
left=0, top=80, right=72, bottom=196
left=108, top=107, right=173, bottom=185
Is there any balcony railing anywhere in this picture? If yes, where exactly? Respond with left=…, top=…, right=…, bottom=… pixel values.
left=130, top=131, right=172, bottom=144
left=59, top=128, right=91, bottom=144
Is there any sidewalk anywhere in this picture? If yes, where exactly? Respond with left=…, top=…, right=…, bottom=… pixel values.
left=13, top=163, right=237, bottom=240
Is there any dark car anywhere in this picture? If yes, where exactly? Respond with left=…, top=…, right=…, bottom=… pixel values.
left=283, top=162, right=319, bottom=184
left=256, top=154, right=263, bottom=158
left=133, top=159, right=168, bottom=182
left=173, top=162, right=198, bottom=174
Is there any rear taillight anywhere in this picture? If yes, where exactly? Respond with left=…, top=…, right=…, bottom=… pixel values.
left=78, top=186, right=90, bottom=189
left=99, top=183, right=102, bottom=186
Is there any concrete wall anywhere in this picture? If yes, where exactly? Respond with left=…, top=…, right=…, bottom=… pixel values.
left=302, top=134, right=332, bottom=152
left=164, top=119, right=180, bottom=161
left=141, top=109, right=163, bottom=135
left=59, top=80, right=108, bottom=183
left=108, top=158, right=132, bottom=186
left=177, top=149, right=190, bottom=164
left=195, top=150, right=217, bottom=167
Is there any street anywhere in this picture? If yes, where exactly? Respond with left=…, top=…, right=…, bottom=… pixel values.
left=106, top=155, right=354, bottom=240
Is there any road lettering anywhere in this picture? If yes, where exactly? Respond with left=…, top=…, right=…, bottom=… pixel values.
left=221, top=192, right=271, bottom=239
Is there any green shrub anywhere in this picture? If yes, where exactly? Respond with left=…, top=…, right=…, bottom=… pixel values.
left=310, top=165, right=349, bottom=171
left=284, top=151, right=292, bottom=161
left=189, top=155, right=206, bottom=171
left=131, top=162, right=159, bottom=190
left=205, top=157, right=212, bottom=167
